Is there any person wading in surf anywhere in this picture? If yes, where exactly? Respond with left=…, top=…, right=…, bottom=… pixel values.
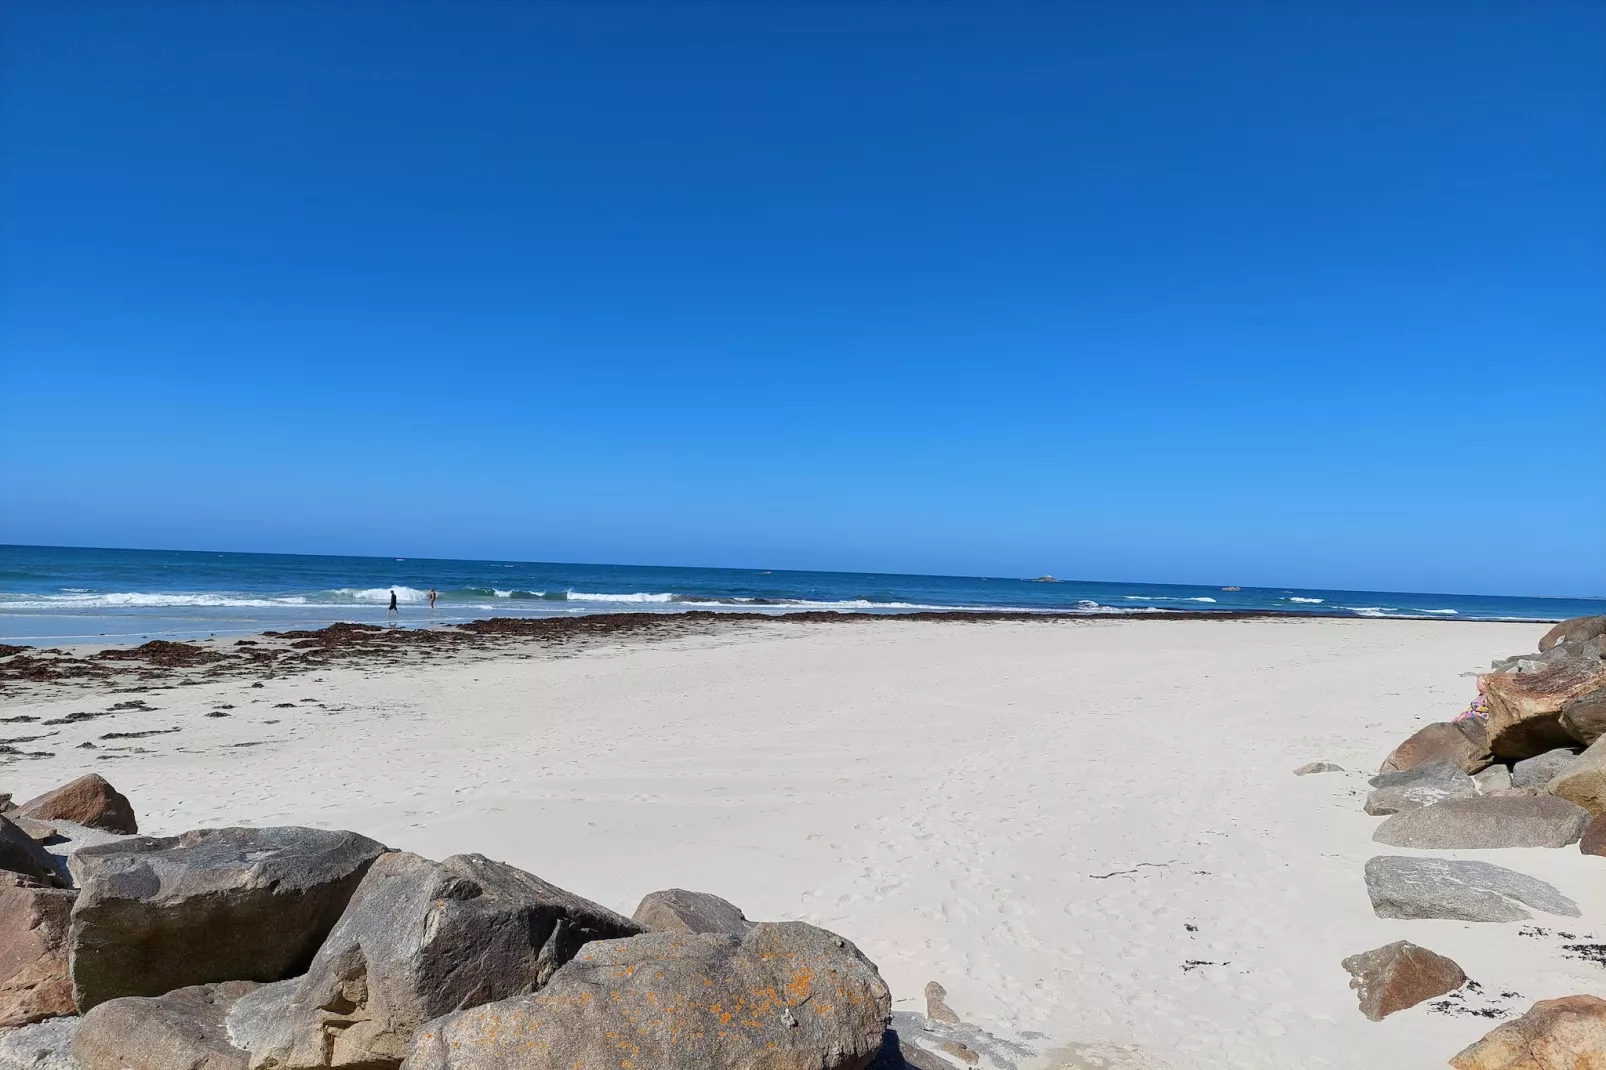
left=428, top=588, right=437, bottom=610
left=388, top=589, right=399, bottom=616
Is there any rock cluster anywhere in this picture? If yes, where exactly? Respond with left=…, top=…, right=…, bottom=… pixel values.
left=1347, top=616, right=1606, bottom=1063
left=0, top=776, right=899, bottom=1070
left=1365, top=616, right=1606, bottom=851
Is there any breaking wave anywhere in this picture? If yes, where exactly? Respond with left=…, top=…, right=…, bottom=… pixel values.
left=0, top=592, right=312, bottom=610
left=330, top=586, right=431, bottom=604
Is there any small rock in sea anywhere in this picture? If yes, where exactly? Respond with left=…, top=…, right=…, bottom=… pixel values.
left=1364, top=760, right=1475, bottom=815
left=205, top=711, right=229, bottom=718
left=1378, top=720, right=1491, bottom=776
left=1365, top=855, right=1579, bottom=922
left=1341, top=940, right=1466, bottom=1021
left=1581, top=813, right=1606, bottom=857
left=1294, top=762, right=1343, bottom=775
left=924, top=980, right=961, bottom=1025
left=1547, top=734, right=1606, bottom=816
left=13, top=774, right=137, bottom=835
left=1450, top=994, right=1606, bottom=1069
left=1511, top=747, right=1580, bottom=790
left=1372, top=795, right=1590, bottom=849
left=632, top=887, right=754, bottom=934
left=74, top=980, right=256, bottom=1070
left=1472, top=764, right=1513, bottom=793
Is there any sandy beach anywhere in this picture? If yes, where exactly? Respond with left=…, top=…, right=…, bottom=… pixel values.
left=4, top=615, right=1601, bottom=1069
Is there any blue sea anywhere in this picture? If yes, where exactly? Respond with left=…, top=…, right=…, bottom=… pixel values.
left=0, top=545, right=1599, bottom=646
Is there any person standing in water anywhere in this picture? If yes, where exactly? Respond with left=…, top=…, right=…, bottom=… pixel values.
left=428, top=588, right=437, bottom=610
left=388, top=589, right=399, bottom=615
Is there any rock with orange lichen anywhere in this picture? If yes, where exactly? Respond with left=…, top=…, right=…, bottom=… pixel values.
left=226, top=851, right=641, bottom=1070
left=401, top=922, right=891, bottom=1070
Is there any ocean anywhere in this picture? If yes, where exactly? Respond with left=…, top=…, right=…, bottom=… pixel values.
left=0, top=544, right=1599, bottom=646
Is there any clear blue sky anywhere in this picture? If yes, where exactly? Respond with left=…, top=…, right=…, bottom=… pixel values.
left=2, top=3, right=1602, bottom=596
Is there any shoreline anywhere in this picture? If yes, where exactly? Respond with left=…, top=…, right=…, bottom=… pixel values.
left=1, top=606, right=1511, bottom=696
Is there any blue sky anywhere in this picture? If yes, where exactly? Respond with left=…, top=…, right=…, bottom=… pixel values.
left=2, top=3, right=1602, bottom=596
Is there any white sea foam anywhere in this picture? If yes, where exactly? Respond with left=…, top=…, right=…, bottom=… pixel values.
left=1122, top=595, right=1217, bottom=603
left=331, top=586, right=430, bottom=603
left=1287, top=597, right=1324, bottom=604
left=0, top=592, right=312, bottom=609
left=1346, top=607, right=1390, bottom=617
left=493, top=590, right=513, bottom=598
left=565, top=591, right=677, bottom=603
left=1420, top=609, right=1459, bottom=615
left=1185, top=597, right=1217, bottom=603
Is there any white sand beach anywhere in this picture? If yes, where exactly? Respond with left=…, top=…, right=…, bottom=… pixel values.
left=5, top=616, right=1600, bottom=1069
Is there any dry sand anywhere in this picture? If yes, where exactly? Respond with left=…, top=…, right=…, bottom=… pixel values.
left=4, top=616, right=1602, bottom=1069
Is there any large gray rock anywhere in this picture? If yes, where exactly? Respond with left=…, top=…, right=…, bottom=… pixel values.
left=1540, top=615, right=1606, bottom=653
left=0, top=876, right=77, bottom=1028
left=1372, top=795, right=1590, bottom=849
left=403, top=923, right=891, bottom=1070
left=225, top=851, right=640, bottom=1070
left=1364, top=760, right=1475, bottom=815
left=1560, top=686, right=1606, bottom=745
left=1341, top=940, right=1465, bottom=1021
left=72, top=982, right=254, bottom=1070
left=0, top=1016, right=79, bottom=1070
left=1364, top=855, right=1580, bottom=922
left=1512, top=747, right=1580, bottom=790
left=1379, top=720, right=1491, bottom=776
left=0, top=821, right=59, bottom=890
left=67, top=826, right=386, bottom=1011
left=632, top=888, right=754, bottom=934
